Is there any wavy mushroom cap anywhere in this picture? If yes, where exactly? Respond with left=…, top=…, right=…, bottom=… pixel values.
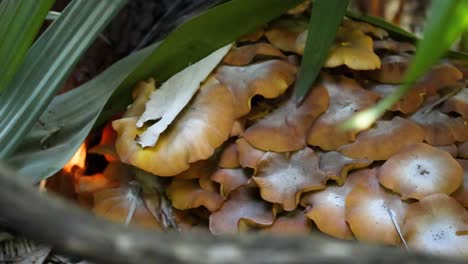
left=342, top=19, right=388, bottom=39
left=166, top=179, right=222, bottom=212
left=209, top=187, right=275, bottom=235
left=441, top=88, right=468, bottom=118
left=307, top=74, right=380, bottom=150
left=366, top=54, right=410, bottom=84
left=345, top=172, right=408, bottom=245
left=403, top=194, right=468, bottom=258
left=211, top=168, right=250, bottom=198
left=301, top=168, right=376, bottom=240
left=243, top=83, right=329, bottom=152
left=223, top=43, right=285, bottom=66
left=260, top=210, right=312, bottom=235
left=452, top=159, right=468, bottom=207
left=265, top=17, right=308, bottom=54
left=215, top=60, right=297, bottom=118
left=459, top=142, right=468, bottom=158
left=218, top=143, right=241, bottom=169
left=235, top=138, right=266, bottom=171
left=373, top=39, right=415, bottom=53
left=338, top=117, right=425, bottom=161
left=113, top=77, right=235, bottom=176
left=253, top=148, right=327, bottom=211
left=318, top=151, right=371, bottom=186
left=379, top=143, right=463, bottom=200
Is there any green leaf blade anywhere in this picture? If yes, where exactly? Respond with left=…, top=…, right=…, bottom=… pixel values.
left=0, top=0, right=127, bottom=159
left=294, top=0, right=349, bottom=102
left=0, top=0, right=55, bottom=92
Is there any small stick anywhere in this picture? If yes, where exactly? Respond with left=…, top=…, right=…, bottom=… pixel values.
left=387, top=208, right=409, bottom=250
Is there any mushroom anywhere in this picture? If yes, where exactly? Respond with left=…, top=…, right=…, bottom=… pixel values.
left=243, top=82, right=329, bottom=152
left=166, top=179, right=223, bottom=212
left=236, top=138, right=266, bottom=171
left=403, top=194, right=468, bottom=258
left=265, top=17, right=308, bottom=54
left=452, top=159, right=468, bottom=207
left=342, top=19, right=388, bottom=39
left=260, top=210, right=312, bottom=235
left=459, top=142, right=468, bottom=158
left=373, top=39, right=415, bottom=53
left=75, top=162, right=132, bottom=194
left=318, top=151, right=371, bottom=186
left=287, top=1, right=311, bottom=15
left=211, top=168, right=250, bottom=198
left=223, top=43, right=286, bottom=66
left=435, top=144, right=459, bottom=158
left=214, top=60, right=297, bottom=118
left=378, top=143, right=463, bottom=200
left=441, top=88, right=468, bottom=118
left=301, top=168, right=377, bottom=240
left=113, top=77, right=235, bottom=176
left=209, top=186, right=275, bottom=234
left=307, top=74, right=380, bottom=150
left=324, top=27, right=381, bottom=70
left=345, top=171, right=408, bottom=245
left=219, top=143, right=241, bottom=169
left=337, top=117, right=425, bottom=161
left=239, top=27, right=265, bottom=43
left=253, top=148, right=328, bottom=211
left=366, top=54, right=410, bottom=84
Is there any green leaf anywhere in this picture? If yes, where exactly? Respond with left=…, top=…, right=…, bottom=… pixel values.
left=294, top=0, right=349, bottom=101
left=7, top=0, right=304, bottom=182
left=344, top=0, right=468, bottom=131
left=0, top=0, right=127, bottom=159
left=0, top=0, right=55, bottom=92
left=345, top=9, right=468, bottom=61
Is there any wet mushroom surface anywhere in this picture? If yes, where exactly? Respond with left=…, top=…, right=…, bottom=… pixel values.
left=48, top=4, right=468, bottom=261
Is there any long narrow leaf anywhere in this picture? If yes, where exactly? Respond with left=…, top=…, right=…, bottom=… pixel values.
left=294, top=0, right=349, bottom=101
left=0, top=0, right=127, bottom=158
left=346, top=9, right=468, bottom=60
left=345, top=0, right=468, bottom=130
left=0, top=0, right=55, bottom=92
left=8, top=0, right=303, bottom=182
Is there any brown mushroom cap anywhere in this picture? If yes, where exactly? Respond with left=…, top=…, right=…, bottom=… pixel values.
left=215, top=60, right=297, bottom=118
left=236, top=138, right=266, bottom=171
left=373, top=39, right=415, bottom=53
left=307, top=74, right=380, bottom=150
left=253, top=148, right=327, bottom=211
left=301, top=168, right=377, bottom=240
left=211, top=168, right=250, bottom=198
left=223, top=43, right=286, bottom=66
left=366, top=54, right=410, bottom=84
left=239, top=27, right=265, bottom=43
left=75, top=162, right=132, bottom=194
left=219, top=143, right=241, bottom=169
left=166, top=179, right=223, bottom=212
left=287, top=1, right=311, bottom=15
left=410, top=108, right=468, bottom=146
left=113, top=77, right=236, bottom=176
left=459, top=142, right=468, bottom=158
left=345, top=171, right=408, bottom=245
left=265, top=17, right=308, bottom=54
left=243, top=83, right=329, bottom=152
left=379, top=143, right=464, bottom=200
left=441, top=88, right=468, bottom=118
left=318, top=151, right=371, bottom=186
left=338, top=117, right=425, bottom=161
left=260, top=210, right=312, bottom=235
left=93, top=187, right=162, bottom=229
left=452, top=159, right=468, bottom=207
left=342, top=19, right=388, bottom=39
left=209, top=187, right=275, bottom=234
left=435, top=144, right=459, bottom=158
left=324, top=27, right=381, bottom=70
left=403, top=194, right=468, bottom=258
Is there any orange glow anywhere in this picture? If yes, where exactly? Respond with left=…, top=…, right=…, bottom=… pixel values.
left=63, top=143, right=87, bottom=173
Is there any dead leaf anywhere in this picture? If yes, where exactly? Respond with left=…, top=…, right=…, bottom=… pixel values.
left=136, top=44, right=233, bottom=147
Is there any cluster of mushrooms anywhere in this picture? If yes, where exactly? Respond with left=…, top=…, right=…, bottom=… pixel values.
left=72, top=3, right=468, bottom=259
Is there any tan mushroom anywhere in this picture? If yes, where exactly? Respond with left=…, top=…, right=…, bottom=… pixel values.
left=345, top=171, right=408, bottom=245
left=301, top=168, right=377, bottom=240
left=403, top=194, right=468, bottom=258
left=223, top=43, right=285, bottom=66
left=373, top=39, right=415, bottom=53
left=318, top=151, right=371, bottom=186
left=214, top=60, right=297, bottom=118
left=113, top=77, right=235, bottom=176
left=435, top=144, right=459, bottom=158
left=166, top=179, right=223, bottom=212
left=253, top=148, right=327, bottom=211
left=219, top=143, right=241, bottom=169
left=236, top=138, right=266, bottom=171
left=261, top=210, right=312, bottom=235
left=342, top=19, right=388, bottom=39
left=452, top=159, right=468, bottom=207
left=209, top=186, right=275, bottom=234
left=307, top=74, right=380, bottom=150
left=211, top=168, right=250, bottom=198
left=379, top=143, right=463, bottom=200
left=441, top=88, right=468, bottom=118
left=265, top=17, right=308, bottom=54
left=459, top=142, right=468, bottom=158
left=338, top=117, right=425, bottom=161
left=243, top=83, right=329, bottom=152
left=366, top=54, right=410, bottom=84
